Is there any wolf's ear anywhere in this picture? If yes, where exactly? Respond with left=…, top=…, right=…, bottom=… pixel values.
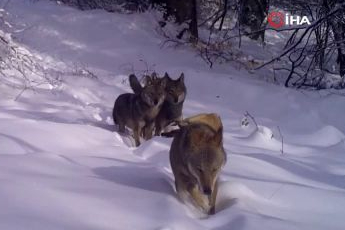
left=164, top=72, right=171, bottom=79
left=179, top=73, right=185, bottom=82
left=144, top=75, right=153, bottom=85
left=189, top=126, right=215, bottom=147
left=151, top=72, right=158, bottom=79
left=211, top=126, right=223, bottom=146
left=160, top=76, right=167, bottom=88
left=189, top=128, right=207, bottom=149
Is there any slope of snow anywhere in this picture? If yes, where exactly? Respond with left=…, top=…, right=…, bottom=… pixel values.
left=0, top=1, right=345, bottom=230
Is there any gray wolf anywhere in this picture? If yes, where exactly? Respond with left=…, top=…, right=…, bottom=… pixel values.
left=155, top=72, right=186, bottom=136
left=169, top=113, right=226, bottom=215
left=128, top=72, right=187, bottom=136
left=113, top=74, right=166, bottom=146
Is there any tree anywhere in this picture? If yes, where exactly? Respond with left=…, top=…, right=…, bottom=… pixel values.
left=256, top=0, right=345, bottom=89
left=152, top=0, right=199, bottom=41
left=238, top=0, right=269, bottom=41
left=324, top=0, right=345, bottom=81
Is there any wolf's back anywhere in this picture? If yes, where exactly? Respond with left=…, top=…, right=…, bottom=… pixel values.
left=182, top=113, right=221, bottom=132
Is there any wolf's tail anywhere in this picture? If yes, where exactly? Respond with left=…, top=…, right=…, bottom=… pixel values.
left=129, top=74, right=142, bottom=94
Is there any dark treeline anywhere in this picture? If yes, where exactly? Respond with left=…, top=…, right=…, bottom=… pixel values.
left=58, top=0, right=345, bottom=90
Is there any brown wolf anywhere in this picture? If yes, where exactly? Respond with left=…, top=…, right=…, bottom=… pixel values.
left=169, top=113, right=226, bottom=215
left=113, top=74, right=166, bottom=146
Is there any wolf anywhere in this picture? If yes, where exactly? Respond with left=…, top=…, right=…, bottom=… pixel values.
left=113, top=74, right=166, bottom=146
left=155, top=72, right=186, bottom=135
left=169, top=113, right=226, bottom=215
left=129, top=72, right=187, bottom=136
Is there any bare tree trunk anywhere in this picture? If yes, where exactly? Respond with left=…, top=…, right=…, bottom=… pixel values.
left=323, top=0, right=345, bottom=81
left=152, top=0, right=198, bottom=41
left=189, top=0, right=198, bottom=41
left=239, top=0, right=268, bottom=42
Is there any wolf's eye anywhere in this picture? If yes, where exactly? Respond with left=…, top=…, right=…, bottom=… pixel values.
left=197, top=167, right=203, bottom=173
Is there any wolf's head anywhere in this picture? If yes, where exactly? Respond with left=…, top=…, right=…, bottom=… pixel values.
left=163, top=72, right=186, bottom=105
left=186, top=124, right=226, bottom=195
left=141, top=74, right=167, bottom=107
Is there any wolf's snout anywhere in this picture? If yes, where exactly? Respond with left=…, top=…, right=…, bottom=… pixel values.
left=203, top=187, right=212, bottom=195
left=174, top=97, right=178, bottom=103
left=154, top=99, right=158, bottom=105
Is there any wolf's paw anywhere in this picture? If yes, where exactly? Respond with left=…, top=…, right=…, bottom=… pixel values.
left=198, top=194, right=212, bottom=214
left=208, top=206, right=215, bottom=215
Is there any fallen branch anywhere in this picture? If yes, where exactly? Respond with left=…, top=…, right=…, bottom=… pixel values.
left=277, top=126, right=284, bottom=154
left=243, top=111, right=258, bottom=131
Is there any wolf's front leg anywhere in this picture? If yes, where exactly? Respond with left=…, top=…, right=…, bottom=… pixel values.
left=208, top=182, right=218, bottom=215
left=154, top=121, right=162, bottom=136
left=143, top=122, right=154, bottom=140
left=189, top=185, right=211, bottom=214
left=133, top=124, right=141, bottom=147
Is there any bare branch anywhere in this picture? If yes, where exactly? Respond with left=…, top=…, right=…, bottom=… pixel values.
left=277, top=126, right=284, bottom=154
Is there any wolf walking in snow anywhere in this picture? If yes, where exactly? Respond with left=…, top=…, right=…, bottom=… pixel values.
left=154, top=72, right=186, bottom=136
left=129, top=72, right=187, bottom=136
left=169, top=113, right=226, bottom=215
left=113, top=74, right=166, bottom=146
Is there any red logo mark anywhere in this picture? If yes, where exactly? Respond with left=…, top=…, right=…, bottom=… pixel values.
left=268, top=12, right=285, bottom=29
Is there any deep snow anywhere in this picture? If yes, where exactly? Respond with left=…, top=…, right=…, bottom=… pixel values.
left=0, top=1, right=345, bottom=230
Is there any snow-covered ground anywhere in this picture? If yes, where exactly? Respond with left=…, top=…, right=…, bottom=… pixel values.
left=1, top=1, right=345, bottom=230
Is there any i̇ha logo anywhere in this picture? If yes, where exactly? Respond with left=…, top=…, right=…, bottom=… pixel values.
left=268, top=11, right=311, bottom=29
